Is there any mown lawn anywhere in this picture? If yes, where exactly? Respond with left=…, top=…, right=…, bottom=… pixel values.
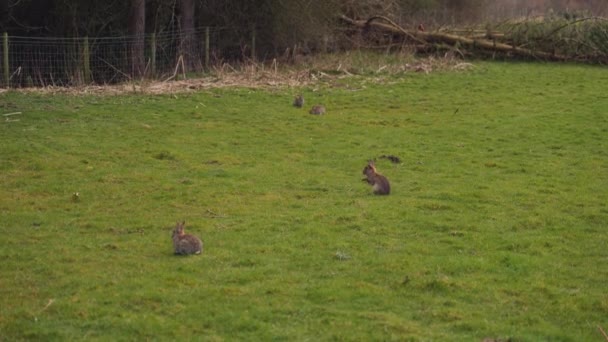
left=1, top=60, right=607, bottom=341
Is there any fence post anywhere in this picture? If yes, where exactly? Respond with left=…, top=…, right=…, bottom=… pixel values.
left=3, top=32, right=8, bottom=88
left=204, top=27, right=210, bottom=70
left=150, top=32, right=156, bottom=76
left=251, top=26, right=256, bottom=61
left=83, top=36, right=91, bottom=84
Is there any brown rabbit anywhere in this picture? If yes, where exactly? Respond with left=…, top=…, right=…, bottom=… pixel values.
left=308, top=105, right=325, bottom=115
left=172, top=221, right=203, bottom=255
left=362, top=160, right=391, bottom=195
left=293, top=95, right=304, bottom=108
left=309, top=105, right=326, bottom=115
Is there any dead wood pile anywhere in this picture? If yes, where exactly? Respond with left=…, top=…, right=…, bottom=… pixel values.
left=340, top=15, right=608, bottom=63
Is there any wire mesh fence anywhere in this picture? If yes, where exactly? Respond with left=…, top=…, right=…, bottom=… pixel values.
left=0, top=27, right=254, bottom=88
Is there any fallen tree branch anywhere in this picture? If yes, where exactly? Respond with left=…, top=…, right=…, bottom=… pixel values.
left=340, top=15, right=568, bottom=61
left=599, top=325, right=608, bottom=342
left=363, top=15, right=427, bottom=45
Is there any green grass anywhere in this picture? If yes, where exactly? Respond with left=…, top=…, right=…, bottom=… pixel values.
left=1, top=61, right=607, bottom=341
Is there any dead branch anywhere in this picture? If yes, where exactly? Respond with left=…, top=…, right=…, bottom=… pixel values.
left=98, top=57, right=131, bottom=81
left=599, top=325, right=608, bottom=342
left=340, top=15, right=568, bottom=61
left=163, top=55, right=185, bottom=82
left=363, top=15, right=426, bottom=44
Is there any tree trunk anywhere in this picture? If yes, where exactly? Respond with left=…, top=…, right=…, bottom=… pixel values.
left=128, top=0, right=145, bottom=78
left=0, top=0, right=8, bottom=32
left=340, top=15, right=568, bottom=61
left=179, top=0, right=195, bottom=72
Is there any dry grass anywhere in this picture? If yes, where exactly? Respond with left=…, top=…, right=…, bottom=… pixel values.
left=0, top=52, right=473, bottom=96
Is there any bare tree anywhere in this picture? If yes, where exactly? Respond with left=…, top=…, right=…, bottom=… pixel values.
left=0, top=0, right=8, bottom=32
left=128, top=0, right=145, bottom=78
left=179, top=0, right=195, bottom=71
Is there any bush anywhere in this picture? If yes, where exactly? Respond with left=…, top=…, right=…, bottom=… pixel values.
left=501, top=16, right=608, bottom=62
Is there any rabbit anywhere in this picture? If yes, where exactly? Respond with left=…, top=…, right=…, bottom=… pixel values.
left=172, top=221, right=203, bottom=255
left=362, top=160, right=391, bottom=195
left=293, top=94, right=304, bottom=108
left=379, top=154, right=401, bottom=164
left=309, top=105, right=326, bottom=115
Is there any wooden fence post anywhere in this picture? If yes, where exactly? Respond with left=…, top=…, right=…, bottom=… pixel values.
left=204, top=27, right=210, bottom=70
left=3, top=32, right=8, bottom=88
left=83, top=36, right=91, bottom=84
left=150, top=32, right=156, bottom=76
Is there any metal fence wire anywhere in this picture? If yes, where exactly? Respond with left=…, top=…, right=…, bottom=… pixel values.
left=0, top=27, right=249, bottom=88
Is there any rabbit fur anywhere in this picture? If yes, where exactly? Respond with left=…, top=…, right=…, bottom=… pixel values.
left=293, top=95, right=304, bottom=108
left=362, top=160, right=391, bottom=195
left=172, top=221, right=203, bottom=255
left=309, top=105, right=326, bottom=115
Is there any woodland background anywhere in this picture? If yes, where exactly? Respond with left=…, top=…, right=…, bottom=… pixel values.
left=0, top=0, right=606, bottom=87
left=2, top=0, right=606, bottom=49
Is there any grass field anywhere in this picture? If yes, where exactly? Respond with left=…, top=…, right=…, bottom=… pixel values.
left=1, top=59, right=607, bottom=341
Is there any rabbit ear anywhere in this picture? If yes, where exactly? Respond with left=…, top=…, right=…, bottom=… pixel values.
left=367, top=160, right=377, bottom=172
